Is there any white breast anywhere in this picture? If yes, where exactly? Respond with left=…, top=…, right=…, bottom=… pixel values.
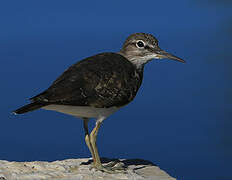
left=42, top=105, right=119, bottom=118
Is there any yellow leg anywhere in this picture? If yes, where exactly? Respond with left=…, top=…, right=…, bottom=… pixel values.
left=83, top=118, right=96, bottom=163
left=85, top=117, right=126, bottom=173
left=90, top=120, right=102, bottom=168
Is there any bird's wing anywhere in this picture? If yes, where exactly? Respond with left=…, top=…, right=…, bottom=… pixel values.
left=31, top=53, right=143, bottom=108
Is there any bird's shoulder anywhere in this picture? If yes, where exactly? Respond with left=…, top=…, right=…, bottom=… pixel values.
left=31, top=52, right=143, bottom=107
left=56, top=52, right=134, bottom=79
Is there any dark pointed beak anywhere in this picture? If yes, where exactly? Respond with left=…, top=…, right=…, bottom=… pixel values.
left=154, top=48, right=185, bottom=63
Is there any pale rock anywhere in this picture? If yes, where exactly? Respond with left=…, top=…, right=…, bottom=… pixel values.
left=0, top=158, right=176, bottom=180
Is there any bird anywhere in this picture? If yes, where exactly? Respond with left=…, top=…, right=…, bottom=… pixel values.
left=13, top=32, right=185, bottom=172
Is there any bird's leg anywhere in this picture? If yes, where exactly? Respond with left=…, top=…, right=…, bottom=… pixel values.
left=83, top=118, right=96, bottom=164
left=84, top=117, right=126, bottom=173
left=90, top=119, right=103, bottom=168
left=89, top=117, right=126, bottom=173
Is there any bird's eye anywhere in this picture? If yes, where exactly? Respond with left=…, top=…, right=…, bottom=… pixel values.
left=136, top=41, right=145, bottom=48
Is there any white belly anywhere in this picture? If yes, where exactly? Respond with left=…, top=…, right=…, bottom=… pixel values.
left=42, top=105, right=119, bottom=118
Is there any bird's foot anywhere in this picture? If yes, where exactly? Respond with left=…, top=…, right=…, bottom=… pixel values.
left=90, top=162, right=127, bottom=174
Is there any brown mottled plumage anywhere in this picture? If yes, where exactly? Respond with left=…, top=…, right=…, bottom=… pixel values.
left=30, top=53, right=143, bottom=108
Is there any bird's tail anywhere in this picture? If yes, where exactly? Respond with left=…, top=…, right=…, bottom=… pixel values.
left=13, top=102, right=47, bottom=115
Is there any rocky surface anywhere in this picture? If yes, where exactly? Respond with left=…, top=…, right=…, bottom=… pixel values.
left=0, top=158, right=176, bottom=180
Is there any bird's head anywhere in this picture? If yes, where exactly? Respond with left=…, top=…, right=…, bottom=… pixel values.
left=119, top=33, right=185, bottom=69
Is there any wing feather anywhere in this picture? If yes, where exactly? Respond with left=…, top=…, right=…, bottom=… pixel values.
left=31, top=53, right=143, bottom=108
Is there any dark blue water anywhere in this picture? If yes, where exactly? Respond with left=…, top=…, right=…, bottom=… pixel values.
left=1, top=1, right=232, bottom=180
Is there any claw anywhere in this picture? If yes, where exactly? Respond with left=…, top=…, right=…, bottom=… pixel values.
left=90, top=161, right=127, bottom=174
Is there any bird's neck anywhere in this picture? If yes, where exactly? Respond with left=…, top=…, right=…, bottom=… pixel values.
left=117, top=52, right=147, bottom=71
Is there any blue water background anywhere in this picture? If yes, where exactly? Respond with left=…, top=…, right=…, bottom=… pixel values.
left=1, top=1, right=232, bottom=180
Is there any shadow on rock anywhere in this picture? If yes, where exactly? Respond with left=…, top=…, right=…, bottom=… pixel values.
left=81, top=157, right=156, bottom=170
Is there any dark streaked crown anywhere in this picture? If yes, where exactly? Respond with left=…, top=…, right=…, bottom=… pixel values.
left=121, top=33, right=158, bottom=50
